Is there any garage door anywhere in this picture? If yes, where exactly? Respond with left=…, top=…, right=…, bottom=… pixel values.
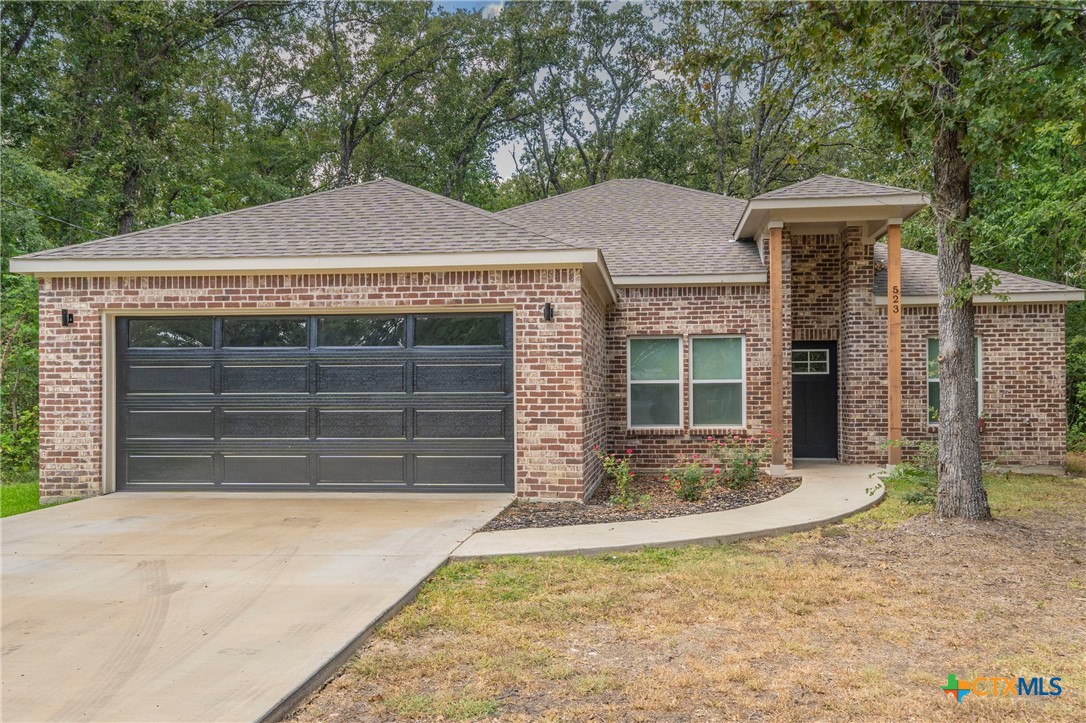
left=115, top=313, right=514, bottom=491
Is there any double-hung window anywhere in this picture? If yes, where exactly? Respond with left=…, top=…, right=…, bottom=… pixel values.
left=927, top=337, right=981, bottom=423
left=691, top=336, right=745, bottom=427
left=628, top=337, right=681, bottom=427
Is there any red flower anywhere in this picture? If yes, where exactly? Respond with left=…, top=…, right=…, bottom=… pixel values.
left=593, top=444, right=599, bottom=451
left=713, top=467, right=721, bottom=475
left=626, top=448, right=633, bottom=455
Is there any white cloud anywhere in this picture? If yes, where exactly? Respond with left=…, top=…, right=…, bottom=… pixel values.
left=482, top=2, right=504, bottom=18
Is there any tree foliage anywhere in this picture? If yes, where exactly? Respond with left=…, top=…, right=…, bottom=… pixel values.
left=1, top=0, right=1083, bottom=478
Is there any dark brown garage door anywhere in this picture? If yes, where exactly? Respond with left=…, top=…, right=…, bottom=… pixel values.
left=116, top=313, right=514, bottom=492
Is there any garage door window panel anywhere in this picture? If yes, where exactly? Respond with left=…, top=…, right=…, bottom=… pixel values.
left=414, top=314, right=504, bottom=346
left=318, top=316, right=405, bottom=347
left=223, top=318, right=308, bottom=348
left=128, top=318, right=213, bottom=348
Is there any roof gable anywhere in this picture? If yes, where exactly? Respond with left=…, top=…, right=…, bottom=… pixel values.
left=497, top=179, right=763, bottom=278
left=17, top=178, right=575, bottom=261
left=755, top=174, right=920, bottom=200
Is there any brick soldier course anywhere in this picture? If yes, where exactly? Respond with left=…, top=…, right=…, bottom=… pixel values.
left=14, top=175, right=1082, bottom=502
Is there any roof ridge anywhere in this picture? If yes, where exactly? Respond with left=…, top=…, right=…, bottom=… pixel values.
left=814, top=173, right=916, bottom=194
left=22, top=181, right=386, bottom=259
left=385, top=178, right=582, bottom=249
left=497, top=178, right=746, bottom=215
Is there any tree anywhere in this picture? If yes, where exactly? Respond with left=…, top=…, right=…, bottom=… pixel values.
left=306, top=0, right=450, bottom=188
left=788, top=0, right=1086, bottom=519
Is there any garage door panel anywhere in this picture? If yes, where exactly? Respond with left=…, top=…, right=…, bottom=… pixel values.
left=317, top=410, right=405, bottom=439
left=414, top=363, right=506, bottom=394
left=127, top=410, right=215, bottom=439
left=222, top=365, right=308, bottom=394
left=222, top=410, right=309, bottom=439
left=414, top=455, right=506, bottom=487
left=318, top=455, right=406, bottom=484
left=128, top=455, right=214, bottom=484
left=223, top=455, right=308, bottom=485
left=127, top=365, right=213, bottom=394
left=317, top=364, right=406, bottom=394
left=414, top=409, right=506, bottom=440
left=118, top=314, right=513, bottom=492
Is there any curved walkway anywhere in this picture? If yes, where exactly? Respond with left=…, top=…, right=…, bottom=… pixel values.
left=451, top=461, right=886, bottom=559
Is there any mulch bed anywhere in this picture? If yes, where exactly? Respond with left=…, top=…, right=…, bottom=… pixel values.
left=480, top=474, right=801, bottom=531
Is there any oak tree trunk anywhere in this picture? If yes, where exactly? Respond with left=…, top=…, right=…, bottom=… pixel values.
left=932, top=93, right=990, bottom=521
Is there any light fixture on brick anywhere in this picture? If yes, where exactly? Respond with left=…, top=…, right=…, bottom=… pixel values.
left=61, top=309, right=74, bottom=326
left=542, top=302, right=554, bottom=321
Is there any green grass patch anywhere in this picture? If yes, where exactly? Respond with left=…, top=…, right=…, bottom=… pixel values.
left=384, top=693, right=498, bottom=719
left=1, top=471, right=73, bottom=518
left=843, top=466, right=1086, bottom=531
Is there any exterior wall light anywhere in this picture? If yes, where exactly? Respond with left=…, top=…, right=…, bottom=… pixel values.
left=542, top=302, right=555, bottom=321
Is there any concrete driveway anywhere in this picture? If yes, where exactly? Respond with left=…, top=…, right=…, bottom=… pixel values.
left=1, top=492, right=509, bottom=723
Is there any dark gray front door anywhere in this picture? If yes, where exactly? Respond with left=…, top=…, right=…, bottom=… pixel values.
left=791, top=341, right=838, bottom=459
left=116, top=313, right=514, bottom=491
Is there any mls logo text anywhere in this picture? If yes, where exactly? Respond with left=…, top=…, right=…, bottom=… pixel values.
left=941, top=674, right=1062, bottom=702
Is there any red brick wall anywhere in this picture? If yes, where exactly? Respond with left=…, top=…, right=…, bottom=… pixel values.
left=581, top=285, right=609, bottom=496
left=791, top=232, right=843, bottom=342
left=835, top=227, right=1069, bottom=467
left=36, top=270, right=595, bottom=501
left=604, top=280, right=790, bottom=475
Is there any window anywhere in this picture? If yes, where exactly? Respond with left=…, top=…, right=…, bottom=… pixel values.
left=414, top=314, right=504, bottom=346
left=628, top=337, right=681, bottom=427
left=691, top=336, right=745, bottom=427
left=222, top=317, right=307, bottom=347
left=128, top=318, right=212, bottom=348
left=927, top=337, right=981, bottom=423
left=791, top=348, right=829, bottom=375
left=318, top=316, right=405, bottom=347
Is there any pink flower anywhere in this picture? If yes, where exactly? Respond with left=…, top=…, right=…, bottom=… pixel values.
left=713, top=467, right=721, bottom=475
left=693, top=454, right=699, bottom=460
left=707, top=435, right=714, bottom=441
left=626, top=448, right=633, bottom=455
left=746, top=460, right=752, bottom=466
left=593, top=444, right=599, bottom=451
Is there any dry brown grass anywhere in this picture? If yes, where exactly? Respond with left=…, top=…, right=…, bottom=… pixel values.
left=291, top=470, right=1086, bottom=722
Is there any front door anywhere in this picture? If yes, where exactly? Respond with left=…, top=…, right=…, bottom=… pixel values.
left=791, top=341, right=838, bottom=458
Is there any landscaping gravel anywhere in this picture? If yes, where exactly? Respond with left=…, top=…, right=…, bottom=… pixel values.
left=480, top=474, right=801, bottom=531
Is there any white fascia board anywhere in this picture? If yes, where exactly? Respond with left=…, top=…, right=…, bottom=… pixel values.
left=9, top=248, right=601, bottom=276
left=874, top=290, right=1084, bottom=306
left=614, top=272, right=767, bottom=287
left=746, top=193, right=929, bottom=211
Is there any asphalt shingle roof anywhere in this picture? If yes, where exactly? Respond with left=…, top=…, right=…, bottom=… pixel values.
left=496, top=179, right=762, bottom=277
left=873, top=244, right=1081, bottom=297
left=755, top=174, right=919, bottom=200
left=17, top=178, right=576, bottom=260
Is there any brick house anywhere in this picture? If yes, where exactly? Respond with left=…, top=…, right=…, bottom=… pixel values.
left=12, top=175, right=1082, bottom=502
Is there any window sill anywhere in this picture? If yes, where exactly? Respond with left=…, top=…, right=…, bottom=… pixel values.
left=625, top=427, right=747, bottom=437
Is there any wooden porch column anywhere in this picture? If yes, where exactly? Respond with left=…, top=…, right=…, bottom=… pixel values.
left=886, top=219, right=903, bottom=467
left=768, top=221, right=785, bottom=474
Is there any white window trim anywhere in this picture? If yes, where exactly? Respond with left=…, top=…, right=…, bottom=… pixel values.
left=627, top=336, right=683, bottom=430
left=791, top=348, right=831, bottom=376
left=689, top=335, right=746, bottom=429
left=927, top=336, right=983, bottom=426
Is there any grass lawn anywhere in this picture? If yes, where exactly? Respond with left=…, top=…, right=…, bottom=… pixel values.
left=1, top=470, right=69, bottom=518
left=291, top=467, right=1086, bottom=722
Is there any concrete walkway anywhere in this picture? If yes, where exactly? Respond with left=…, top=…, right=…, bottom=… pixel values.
left=1, top=492, right=509, bottom=723
left=451, top=461, right=885, bottom=559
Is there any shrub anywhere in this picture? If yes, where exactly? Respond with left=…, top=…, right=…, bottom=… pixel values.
left=594, top=447, right=644, bottom=507
left=710, top=434, right=771, bottom=489
left=883, top=439, right=938, bottom=505
left=665, top=454, right=723, bottom=502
